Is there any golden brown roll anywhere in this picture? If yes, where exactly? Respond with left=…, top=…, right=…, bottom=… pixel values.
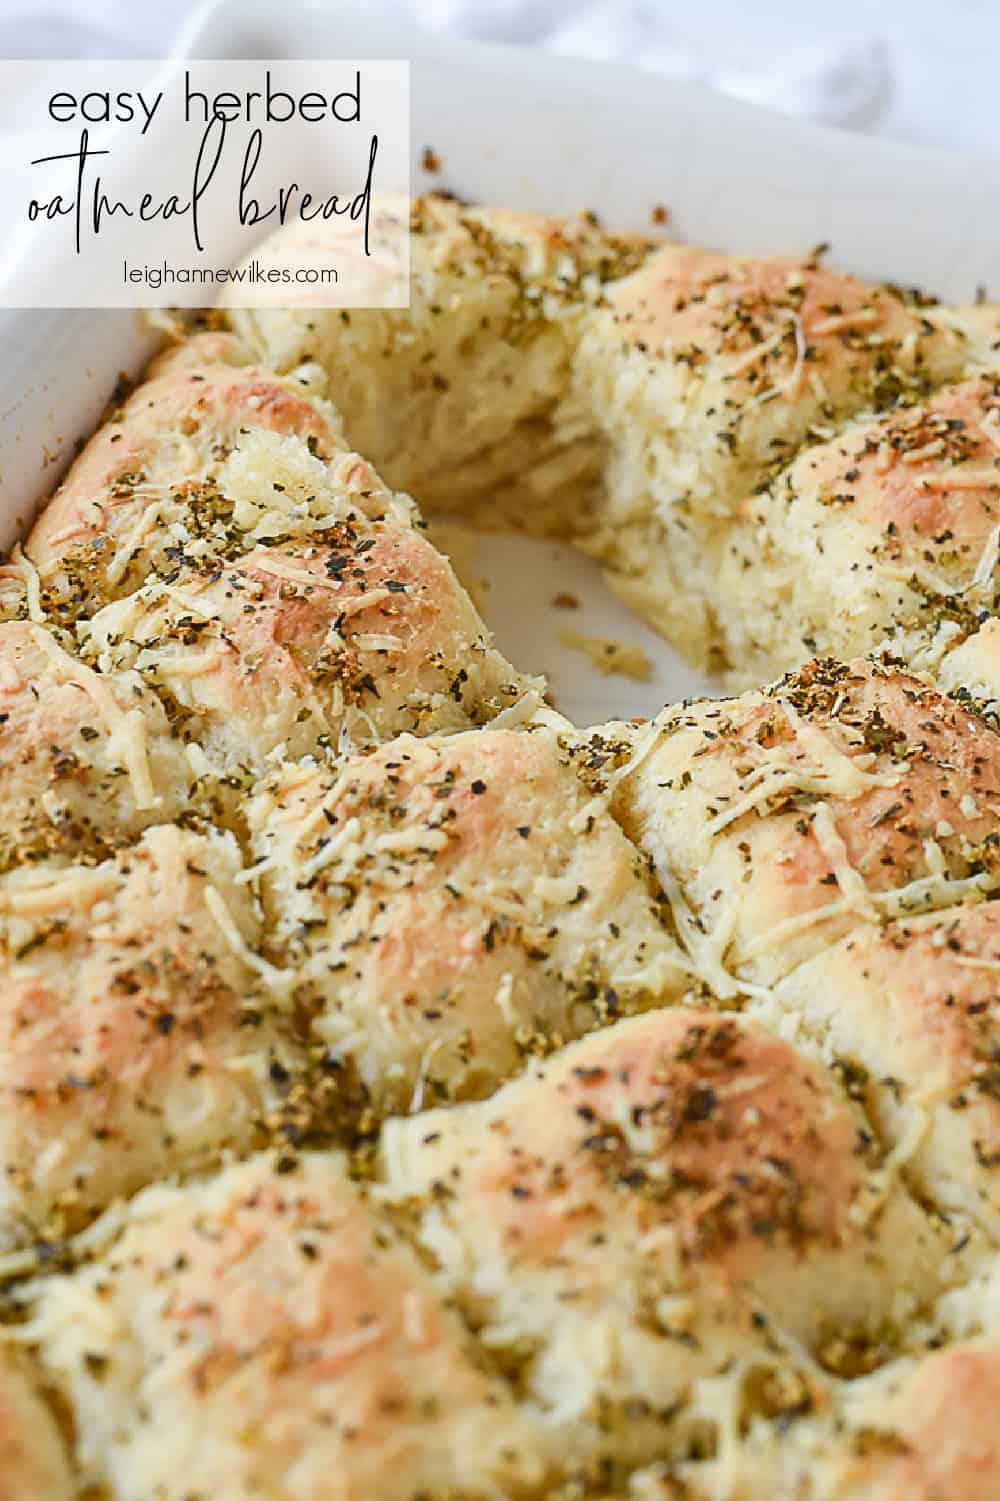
left=828, top=1340, right=1000, bottom=1501
left=623, top=1339, right=1000, bottom=1500
left=248, top=725, right=686, bottom=1109
left=572, top=247, right=990, bottom=661
left=24, top=333, right=347, bottom=616
left=83, top=530, right=535, bottom=783
left=772, top=900, right=1000, bottom=1233
left=0, top=824, right=299, bottom=1238
left=718, top=375, right=1000, bottom=682
left=25, top=1152, right=551, bottom=1501
left=380, top=1008, right=949, bottom=1467
left=586, top=657, right=1000, bottom=992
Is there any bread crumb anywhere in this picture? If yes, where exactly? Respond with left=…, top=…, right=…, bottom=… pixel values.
left=651, top=203, right=669, bottom=226
left=559, top=629, right=654, bottom=682
left=552, top=592, right=579, bottom=610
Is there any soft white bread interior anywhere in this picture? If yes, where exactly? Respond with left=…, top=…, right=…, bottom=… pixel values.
left=226, top=199, right=1000, bottom=677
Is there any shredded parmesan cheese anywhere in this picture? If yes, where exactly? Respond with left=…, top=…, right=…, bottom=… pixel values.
left=32, top=629, right=158, bottom=809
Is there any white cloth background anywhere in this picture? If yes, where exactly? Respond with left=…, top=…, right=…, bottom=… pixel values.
left=0, top=0, right=993, bottom=155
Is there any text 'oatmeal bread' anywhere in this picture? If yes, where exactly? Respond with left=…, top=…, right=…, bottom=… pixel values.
left=380, top=1008, right=949, bottom=1467
left=585, top=657, right=1000, bottom=993
left=0, top=824, right=300, bottom=1240
left=0, top=620, right=196, bottom=868
left=248, top=726, right=687, bottom=1110
left=22, top=1152, right=552, bottom=1501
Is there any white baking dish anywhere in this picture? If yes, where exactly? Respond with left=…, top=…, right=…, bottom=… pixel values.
left=4, top=0, right=1000, bottom=720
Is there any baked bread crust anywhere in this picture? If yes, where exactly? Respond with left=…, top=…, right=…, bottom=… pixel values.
left=380, top=1008, right=951, bottom=1468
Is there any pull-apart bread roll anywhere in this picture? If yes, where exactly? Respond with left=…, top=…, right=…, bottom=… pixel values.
left=248, top=725, right=686, bottom=1110
left=582, top=656, right=1000, bottom=991
left=937, top=613, right=1000, bottom=710
left=381, top=1008, right=950, bottom=1467
left=0, top=824, right=299, bottom=1240
left=572, top=247, right=992, bottom=662
left=719, top=375, right=1000, bottom=683
left=24, top=1152, right=551, bottom=1501
left=0, top=619, right=197, bottom=866
left=81, top=434, right=534, bottom=782
left=772, top=901, right=1000, bottom=1234
left=577, top=246, right=980, bottom=512
left=227, top=195, right=653, bottom=531
left=24, top=332, right=346, bottom=618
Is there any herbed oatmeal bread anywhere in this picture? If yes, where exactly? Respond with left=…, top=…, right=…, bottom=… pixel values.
left=0, top=824, right=300, bottom=1240
left=82, top=505, right=534, bottom=782
left=247, top=725, right=687, bottom=1110
left=22, top=1152, right=552, bottom=1501
left=380, top=1008, right=952, bottom=1469
left=41, top=393, right=536, bottom=778
left=580, top=656, right=1000, bottom=992
left=569, top=245, right=996, bottom=664
left=623, top=1339, right=1000, bottom=1501
left=8, top=202, right=1000, bottom=1498
left=937, top=613, right=1000, bottom=699
left=771, top=900, right=1000, bottom=1235
left=826, top=1339, right=1000, bottom=1501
